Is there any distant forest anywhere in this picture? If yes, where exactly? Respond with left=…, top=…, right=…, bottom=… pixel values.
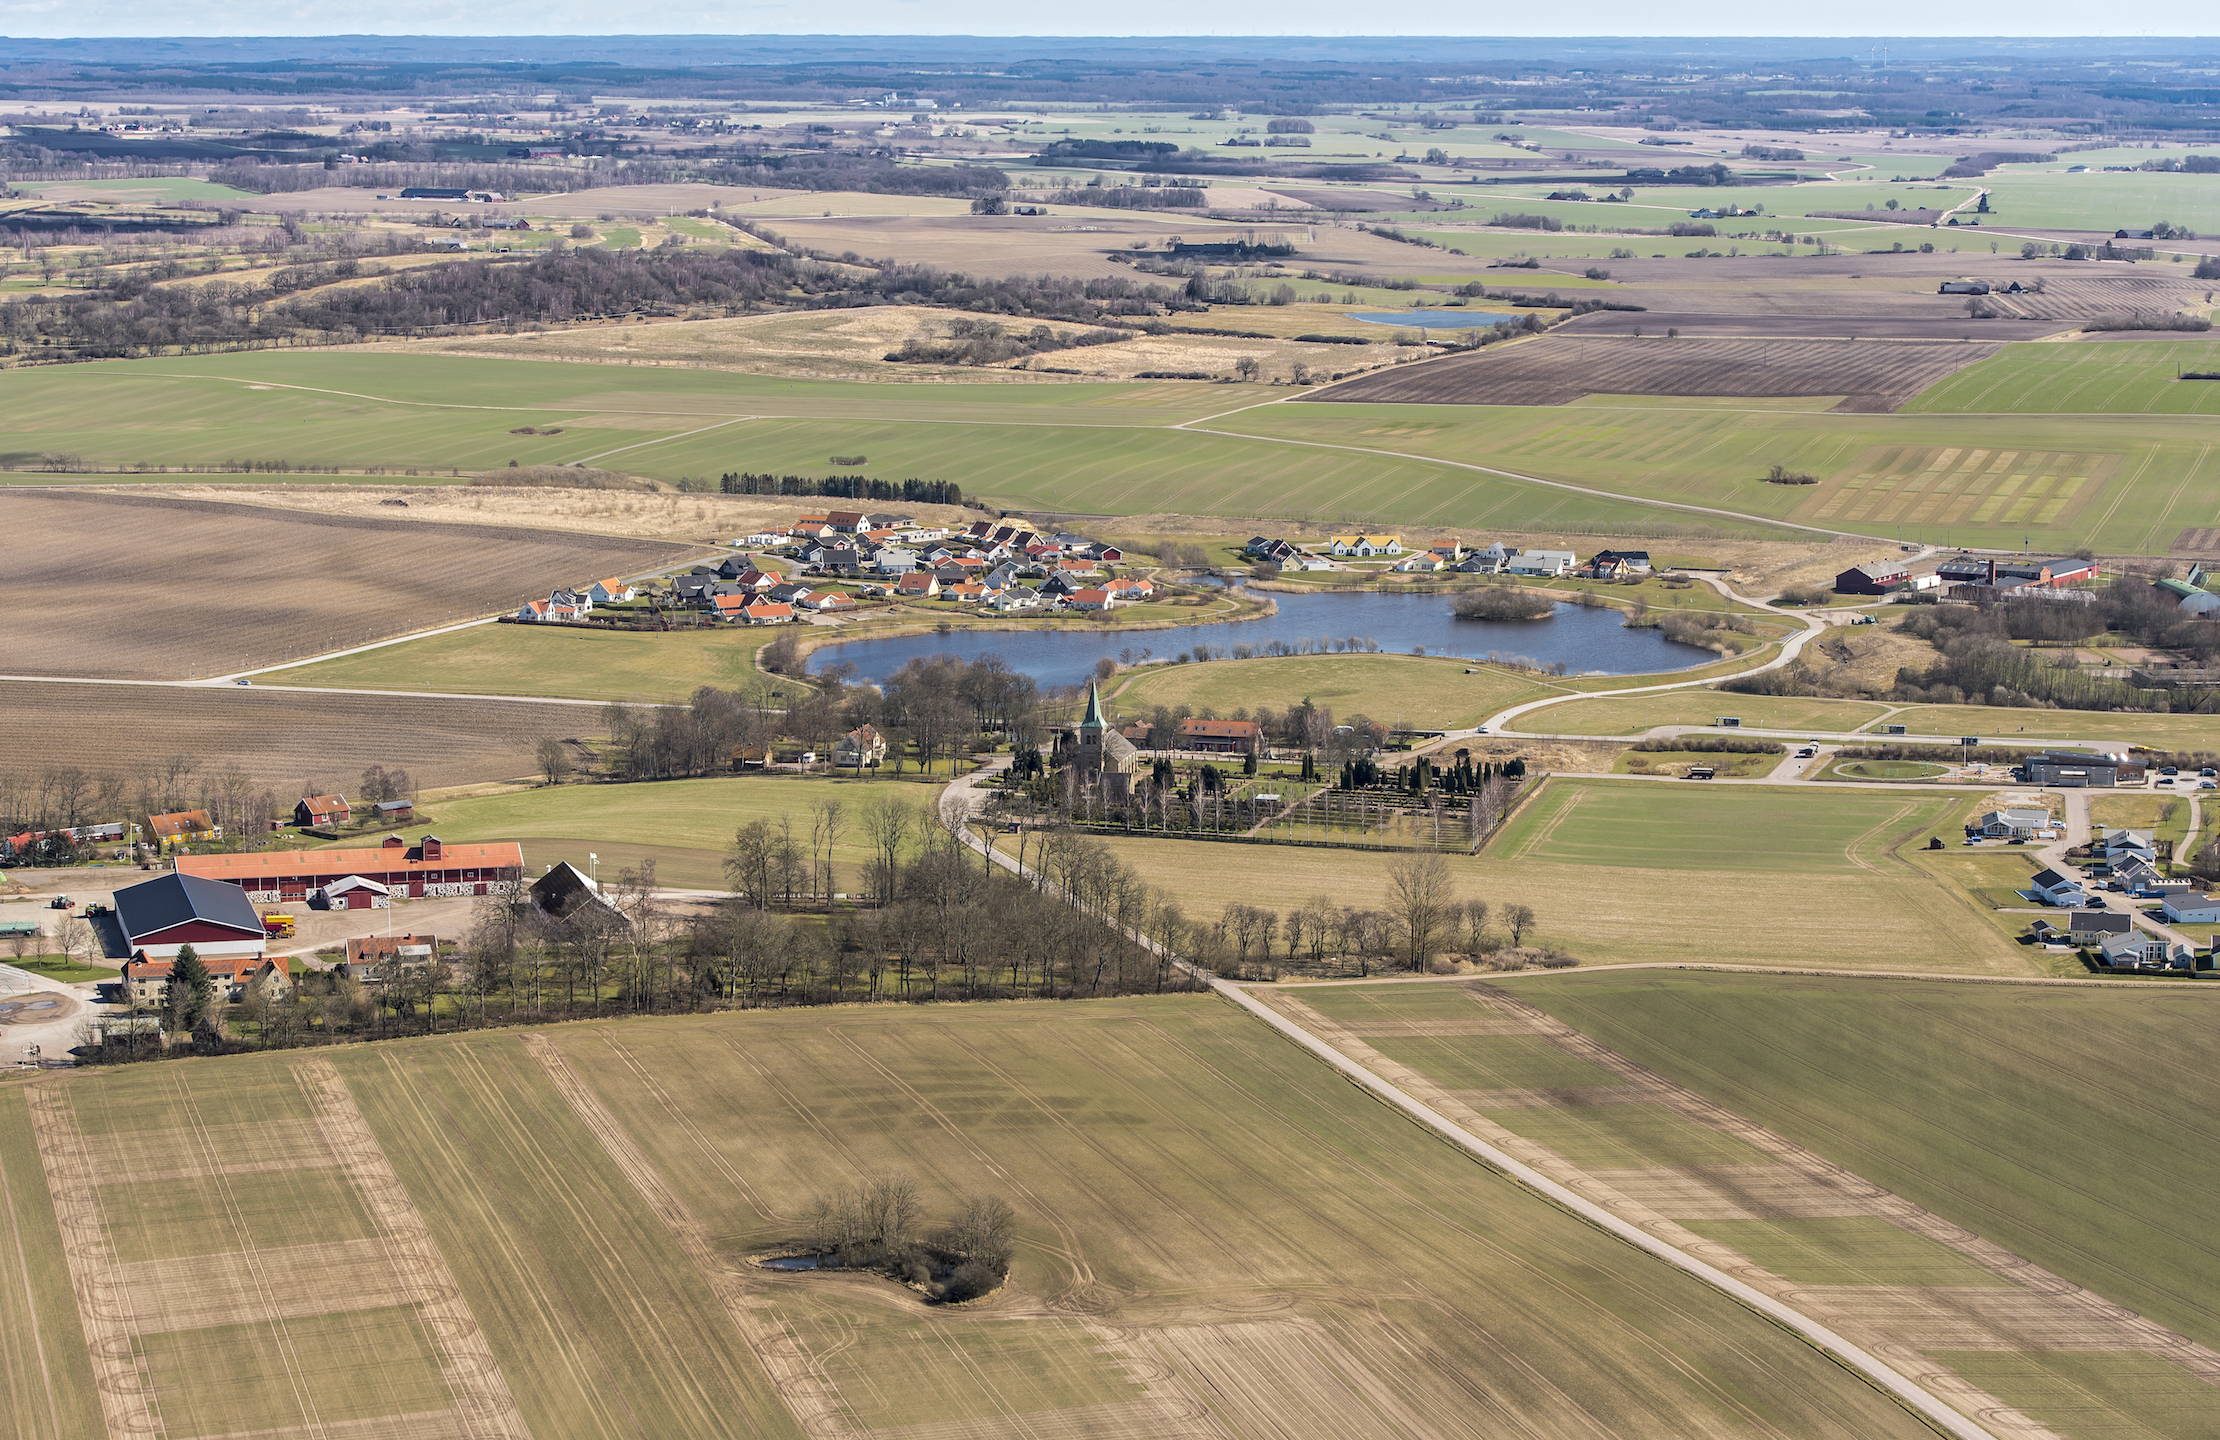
left=0, top=244, right=1199, bottom=359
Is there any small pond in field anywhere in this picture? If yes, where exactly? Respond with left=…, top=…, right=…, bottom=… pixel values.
left=1347, top=310, right=1526, bottom=329
left=814, top=588, right=1715, bottom=689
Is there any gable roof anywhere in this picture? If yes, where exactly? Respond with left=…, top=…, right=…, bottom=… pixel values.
left=175, top=840, right=523, bottom=882
left=148, top=810, right=215, bottom=840
left=114, top=871, right=266, bottom=942
left=2031, top=868, right=2079, bottom=890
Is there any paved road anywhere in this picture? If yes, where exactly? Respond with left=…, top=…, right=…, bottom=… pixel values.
left=936, top=764, right=1999, bottom=1440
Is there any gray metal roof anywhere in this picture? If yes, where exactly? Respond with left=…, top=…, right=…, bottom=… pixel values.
left=114, top=871, right=264, bottom=942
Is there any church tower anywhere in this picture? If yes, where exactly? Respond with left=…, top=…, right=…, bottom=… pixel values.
left=1077, top=680, right=1107, bottom=761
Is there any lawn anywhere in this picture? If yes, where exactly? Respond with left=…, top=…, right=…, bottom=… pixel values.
left=1907, top=340, right=2220, bottom=417
left=1612, top=749, right=1778, bottom=777
left=1, top=953, right=118, bottom=982
left=399, top=774, right=921, bottom=890
left=1098, top=778, right=2029, bottom=972
left=1817, top=757, right=1951, bottom=781
left=2088, top=793, right=2199, bottom=851
left=1861, top=705, right=2220, bottom=751
left=1517, top=692, right=1891, bottom=735
left=1113, top=652, right=1565, bottom=730
left=276, top=621, right=784, bottom=703
left=1504, top=969, right=2220, bottom=1358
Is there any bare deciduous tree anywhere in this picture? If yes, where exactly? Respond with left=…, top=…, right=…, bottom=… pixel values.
left=1386, top=850, right=1454, bottom=970
left=1505, top=903, right=1536, bottom=947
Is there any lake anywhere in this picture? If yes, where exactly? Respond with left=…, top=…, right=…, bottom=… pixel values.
left=1347, top=309, right=1525, bottom=330
left=814, top=588, right=1716, bottom=688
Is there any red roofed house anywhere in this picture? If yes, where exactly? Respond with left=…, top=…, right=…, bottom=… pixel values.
left=739, top=599, right=796, bottom=625
left=293, top=794, right=351, bottom=829
left=1069, top=587, right=1115, bottom=612
left=946, top=582, right=987, bottom=603
left=148, top=810, right=219, bottom=851
left=175, top=835, right=525, bottom=904
left=1104, top=577, right=1154, bottom=601
left=801, top=591, right=857, bottom=613
left=710, top=594, right=752, bottom=622
left=824, top=510, right=868, bottom=532
left=123, top=954, right=290, bottom=1009
left=897, top=573, right=940, bottom=599
left=588, top=578, right=637, bottom=604
left=1178, top=717, right=1263, bottom=755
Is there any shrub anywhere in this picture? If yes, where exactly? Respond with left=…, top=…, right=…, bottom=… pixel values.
left=1775, top=584, right=1833, bottom=607
left=1763, top=464, right=1819, bottom=485
left=1452, top=587, right=1556, bottom=621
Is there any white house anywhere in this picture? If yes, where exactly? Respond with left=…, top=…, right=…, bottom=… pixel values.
left=1391, top=553, right=1445, bottom=573
left=1326, top=534, right=1403, bottom=557
left=1978, top=807, right=2054, bottom=839
left=2029, top=868, right=2088, bottom=907
left=2098, top=932, right=2182, bottom=969
left=586, top=578, right=636, bottom=605
left=1506, top=550, right=1576, bottom=577
left=2161, top=892, right=2220, bottom=925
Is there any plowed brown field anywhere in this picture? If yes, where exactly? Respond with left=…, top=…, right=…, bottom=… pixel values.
left=1, top=491, right=701, bottom=680
left=1307, top=335, right=2003, bottom=411
left=0, top=681, right=582, bottom=789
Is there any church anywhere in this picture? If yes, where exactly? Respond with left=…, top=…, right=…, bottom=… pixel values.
left=1061, top=681, right=1142, bottom=804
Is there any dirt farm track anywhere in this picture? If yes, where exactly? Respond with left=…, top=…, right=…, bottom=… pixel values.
left=0, top=490, right=701, bottom=680
left=0, top=681, right=583, bottom=790
left=1309, top=336, right=2005, bottom=412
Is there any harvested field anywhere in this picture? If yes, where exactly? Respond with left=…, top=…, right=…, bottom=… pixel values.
left=0, top=681, right=582, bottom=790
left=1558, top=311, right=2066, bottom=341
left=1306, top=337, right=2004, bottom=412
left=0, top=490, right=701, bottom=680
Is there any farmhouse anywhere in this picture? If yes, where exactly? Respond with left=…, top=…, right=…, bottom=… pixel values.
left=122, top=953, right=290, bottom=1008
left=175, top=835, right=524, bottom=903
left=2162, top=892, right=2220, bottom=925
left=1938, top=280, right=1991, bottom=295
left=2030, top=868, right=2088, bottom=907
left=293, top=794, right=351, bottom=829
left=343, top=933, right=439, bottom=983
left=1177, top=717, right=1263, bottom=754
left=112, top=871, right=268, bottom=963
left=835, top=725, right=888, bottom=767
left=147, top=810, right=218, bottom=850
left=1836, top=560, right=1911, bottom=595
left=1326, top=534, right=1403, bottom=557
left=2068, top=910, right=2132, bottom=944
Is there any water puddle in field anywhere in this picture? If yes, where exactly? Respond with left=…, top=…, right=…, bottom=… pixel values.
left=760, top=1255, right=821, bottom=1271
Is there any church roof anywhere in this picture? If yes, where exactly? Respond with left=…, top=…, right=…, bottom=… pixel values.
left=1081, top=680, right=1106, bottom=730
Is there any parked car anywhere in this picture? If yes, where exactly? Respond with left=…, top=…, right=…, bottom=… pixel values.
left=2161, top=766, right=2179, bottom=776
left=2157, top=778, right=2176, bottom=787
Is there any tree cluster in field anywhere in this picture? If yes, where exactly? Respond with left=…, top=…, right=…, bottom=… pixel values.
left=883, top=317, right=1130, bottom=366
left=1193, top=857, right=1568, bottom=980
left=2082, top=312, right=2211, bottom=333
left=717, top=472, right=963, bottom=505
left=804, top=1172, right=1016, bottom=1303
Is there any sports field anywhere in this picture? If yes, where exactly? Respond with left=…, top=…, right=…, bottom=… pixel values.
left=0, top=1002, right=1940, bottom=1440
left=1505, top=970, right=2220, bottom=1361
left=1099, top=778, right=2027, bottom=971
left=1114, top=653, right=1565, bottom=730
left=276, top=621, right=781, bottom=702
left=1907, top=340, right=2220, bottom=417
left=1267, top=973, right=2220, bottom=1436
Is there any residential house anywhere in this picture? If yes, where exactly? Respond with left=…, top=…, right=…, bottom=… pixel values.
left=293, top=795, right=351, bottom=829
left=1976, top=807, right=2053, bottom=839
left=946, top=582, right=988, bottom=604
left=985, top=588, right=1041, bottom=612
left=1053, top=556, right=1102, bottom=578
left=1391, top=553, right=1446, bottom=574
left=745, top=531, right=786, bottom=547
left=2098, top=931, right=2192, bottom=970
left=2095, top=829, right=2158, bottom=866
left=2109, top=855, right=2174, bottom=896
left=766, top=582, right=816, bottom=606
left=1068, top=587, right=1117, bottom=612
left=1326, top=534, right=1402, bottom=557
left=788, top=517, right=836, bottom=541
left=1037, top=572, right=1083, bottom=598
left=112, top=871, right=266, bottom=963
left=731, top=568, right=780, bottom=592
left=709, top=594, right=754, bottom=623
left=1836, top=560, right=1910, bottom=595
left=1427, top=541, right=1464, bottom=564
left=670, top=574, right=715, bottom=605
left=874, top=547, right=920, bottom=574
left=587, top=578, right=637, bottom=604
left=834, top=725, right=889, bottom=768
left=147, top=810, right=219, bottom=850
left=1587, top=549, right=1653, bottom=579
left=739, top=599, right=797, bottom=625
left=1103, top=577, right=1154, bottom=602
left=1245, top=537, right=1303, bottom=563
left=2068, top=910, right=2132, bottom=945
left=897, top=573, right=940, bottom=599
left=800, top=591, right=857, bottom=614
left=2162, top=892, right=2220, bottom=925
left=2030, top=868, right=2088, bottom=907
left=1177, top=717, right=1263, bottom=754
left=1506, top=550, right=1576, bottom=577
left=824, top=510, right=869, bottom=533
left=551, top=588, right=591, bottom=614
left=864, top=512, right=913, bottom=530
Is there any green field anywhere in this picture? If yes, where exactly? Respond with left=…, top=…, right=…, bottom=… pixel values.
left=1100, top=777, right=2027, bottom=972
left=0, top=1003, right=1943, bottom=1440
left=1113, top=652, right=1565, bottom=730
left=277, top=620, right=782, bottom=702
left=399, top=774, right=917, bottom=889
left=1504, top=970, right=2220, bottom=1358
left=1517, top=691, right=1891, bottom=735
left=1908, top=340, right=2220, bottom=417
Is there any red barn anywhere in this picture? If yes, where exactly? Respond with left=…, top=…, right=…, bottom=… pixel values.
left=175, top=835, right=525, bottom=904
left=112, top=872, right=269, bottom=963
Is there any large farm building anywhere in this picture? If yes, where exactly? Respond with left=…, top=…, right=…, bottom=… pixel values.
left=175, top=835, right=526, bottom=904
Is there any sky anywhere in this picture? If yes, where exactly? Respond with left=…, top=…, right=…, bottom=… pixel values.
left=0, top=2, right=2183, bottom=39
